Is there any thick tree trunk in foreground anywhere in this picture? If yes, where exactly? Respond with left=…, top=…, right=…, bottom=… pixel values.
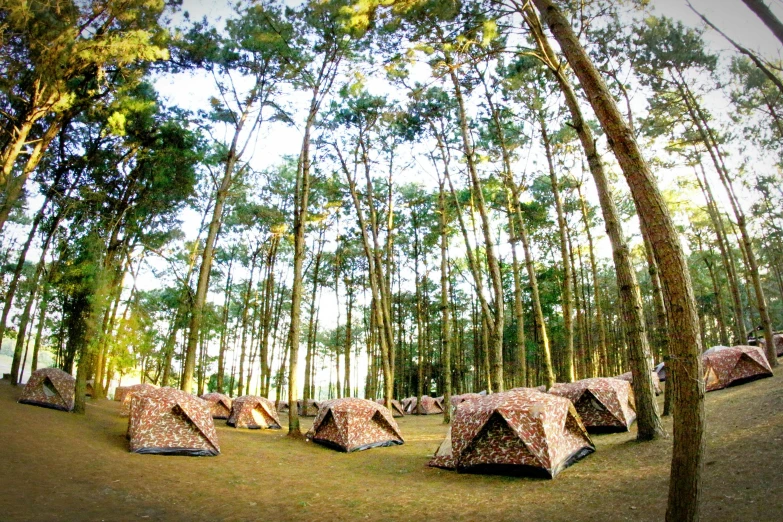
left=532, top=2, right=703, bottom=518
left=741, top=0, right=783, bottom=47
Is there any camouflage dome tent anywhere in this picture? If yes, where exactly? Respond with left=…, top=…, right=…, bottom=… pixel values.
left=227, top=396, right=281, bottom=429
left=127, top=387, right=220, bottom=456
left=276, top=400, right=289, bottom=413
left=306, top=398, right=404, bottom=452
left=429, top=389, right=594, bottom=478
left=653, top=362, right=667, bottom=382
left=414, top=395, right=443, bottom=415
left=374, top=398, right=405, bottom=417
left=200, top=393, right=233, bottom=419
left=401, top=396, right=416, bottom=414
left=549, top=378, right=637, bottom=433
left=297, top=398, right=320, bottom=417
left=119, top=383, right=158, bottom=416
left=450, top=393, right=482, bottom=407
left=702, top=345, right=773, bottom=392
left=614, top=371, right=663, bottom=395
left=757, top=333, right=783, bottom=357
left=18, top=368, right=75, bottom=412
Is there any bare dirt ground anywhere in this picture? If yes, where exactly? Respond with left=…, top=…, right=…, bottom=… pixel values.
left=1, top=369, right=782, bottom=522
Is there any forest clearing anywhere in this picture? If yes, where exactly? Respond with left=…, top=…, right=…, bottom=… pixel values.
left=1, top=372, right=782, bottom=521
left=2, top=0, right=783, bottom=520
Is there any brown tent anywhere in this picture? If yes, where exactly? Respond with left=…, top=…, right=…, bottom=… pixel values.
left=199, top=393, right=233, bottom=420
left=85, top=380, right=94, bottom=397
left=120, top=383, right=158, bottom=416
left=653, top=362, right=667, bottom=382
left=276, top=400, right=289, bottom=413
left=450, top=393, right=483, bottom=407
left=429, top=389, right=594, bottom=478
left=227, top=396, right=281, bottom=429
left=614, top=371, right=662, bottom=396
left=702, top=345, right=773, bottom=392
left=401, top=397, right=417, bottom=414
left=414, top=395, right=443, bottom=415
left=549, top=378, right=637, bottom=433
left=18, top=368, right=75, bottom=412
left=374, top=398, right=405, bottom=417
left=297, top=399, right=320, bottom=417
left=758, top=333, right=783, bottom=357
left=127, top=387, right=220, bottom=456
left=306, top=398, right=404, bottom=452
left=114, top=385, right=129, bottom=402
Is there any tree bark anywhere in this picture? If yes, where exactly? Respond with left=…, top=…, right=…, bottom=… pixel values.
left=741, top=0, right=783, bottom=47
left=532, top=2, right=701, bottom=517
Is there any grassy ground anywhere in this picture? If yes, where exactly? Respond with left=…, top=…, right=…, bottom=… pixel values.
left=0, top=368, right=781, bottom=521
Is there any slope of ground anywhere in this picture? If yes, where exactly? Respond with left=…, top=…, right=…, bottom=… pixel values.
left=0, top=369, right=781, bottom=521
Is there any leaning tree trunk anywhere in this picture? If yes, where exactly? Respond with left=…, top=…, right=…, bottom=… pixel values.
left=524, top=6, right=665, bottom=441
left=438, top=179, right=453, bottom=422
left=539, top=112, right=575, bottom=382
left=531, top=2, right=703, bottom=518
left=741, top=0, right=783, bottom=47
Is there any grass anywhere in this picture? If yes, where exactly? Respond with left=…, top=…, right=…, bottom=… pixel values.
left=0, top=367, right=782, bottom=521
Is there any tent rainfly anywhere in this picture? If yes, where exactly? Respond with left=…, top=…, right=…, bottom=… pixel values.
left=127, top=387, right=220, bottom=456
left=429, top=389, right=594, bottom=478
left=450, top=393, right=483, bottom=407
left=414, top=395, right=443, bottom=415
left=120, top=383, right=158, bottom=416
left=757, top=333, right=783, bottom=357
left=702, top=345, right=773, bottom=392
left=227, top=396, right=281, bottom=429
left=401, top=397, right=417, bottom=414
left=653, top=362, right=667, bottom=382
left=297, top=399, right=320, bottom=417
left=614, top=371, right=663, bottom=396
left=549, top=378, right=637, bottom=433
left=18, top=368, right=75, bottom=412
left=374, top=398, right=405, bottom=417
left=200, top=393, right=233, bottom=419
left=306, top=398, right=404, bottom=452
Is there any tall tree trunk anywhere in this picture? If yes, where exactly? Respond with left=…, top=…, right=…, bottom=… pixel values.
left=438, top=179, right=453, bottom=422
left=531, top=3, right=701, bottom=518
left=539, top=112, right=575, bottom=382
left=216, top=253, right=235, bottom=393
left=525, top=2, right=664, bottom=440
left=237, top=253, right=258, bottom=397
left=741, top=0, right=783, bottom=47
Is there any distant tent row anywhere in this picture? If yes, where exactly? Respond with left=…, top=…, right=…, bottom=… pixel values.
left=401, top=395, right=443, bottom=415
left=756, top=332, right=783, bottom=357
left=306, top=398, right=404, bottom=452
left=374, top=398, right=405, bottom=417
left=614, top=371, right=663, bottom=396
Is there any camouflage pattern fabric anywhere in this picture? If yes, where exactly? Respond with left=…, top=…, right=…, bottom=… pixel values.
left=119, top=383, right=158, bottom=417
left=549, top=378, right=637, bottom=432
left=615, top=371, right=662, bottom=395
left=758, top=333, right=783, bottom=357
left=450, top=393, right=483, bottom=407
left=374, top=398, right=405, bottom=417
left=18, top=368, right=75, bottom=412
left=428, top=389, right=594, bottom=478
left=401, top=397, right=416, bottom=414
left=227, top=395, right=281, bottom=429
left=414, top=395, right=443, bottom=415
left=654, top=362, right=667, bottom=382
left=114, top=386, right=130, bottom=402
left=297, top=399, right=320, bottom=417
left=199, top=393, right=233, bottom=419
left=702, top=345, right=773, bottom=392
left=276, top=400, right=289, bottom=413
left=127, top=387, right=220, bottom=456
left=306, top=398, right=404, bottom=452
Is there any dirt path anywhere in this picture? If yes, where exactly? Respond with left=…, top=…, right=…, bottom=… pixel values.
left=1, top=370, right=781, bottom=521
